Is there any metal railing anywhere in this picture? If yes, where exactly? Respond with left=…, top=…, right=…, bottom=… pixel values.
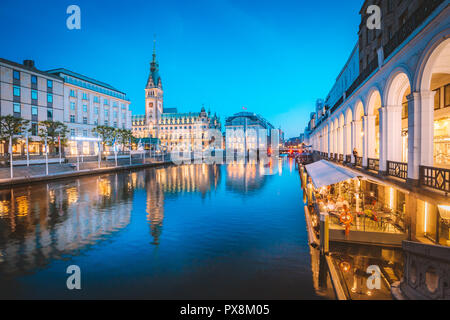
left=420, top=165, right=450, bottom=195
left=345, top=155, right=351, bottom=164
left=297, top=154, right=313, bottom=164
left=387, top=161, right=408, bottom=180
left=367, top=158, right=380, bottom=172
left=338, top=154, right=344, bottom=162
left=355, top=156, right=363, bottom=168
left=328, top=212, right=405, bottom=234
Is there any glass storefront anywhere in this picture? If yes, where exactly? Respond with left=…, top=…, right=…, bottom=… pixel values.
left=419, top=201, right=450, bottom=247
left=434, top=117, right=450, bottom=167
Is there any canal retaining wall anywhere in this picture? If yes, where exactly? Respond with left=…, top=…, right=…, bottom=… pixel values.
left=392, top=241, right=450, bottom=300
left=0, top=161, right=174, bottom=189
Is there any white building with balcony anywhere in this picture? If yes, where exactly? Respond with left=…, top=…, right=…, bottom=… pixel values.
left=305, top=0, right=450, bottom=247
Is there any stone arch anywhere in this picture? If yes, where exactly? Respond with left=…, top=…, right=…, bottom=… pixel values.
left=414, top=32, right=450, bottom=167
left=385, top=66, right=413, bottom=107
left=330, top=121, right=335, bottom=154
left=345, top=108, right=353, bottom=156
left=366, top=88, right=383, bottom=117
left=365, top=88, right=383, bottom=159
left=384, top=68, right=413, bottom=163
left=414, top=30, right=450, bottom=92
left=353, top=99, right=365, bottom=121
left=338, top=113, right=345, bottom=154
left=345, top=107, right=353, bottom=125
left=353, top=100, right=364, bottom=157
left=333, top=118, right=339, bottom=155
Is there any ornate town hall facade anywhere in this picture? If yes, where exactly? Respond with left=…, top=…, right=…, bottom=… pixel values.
left=132, top=49, right=221, bottom=151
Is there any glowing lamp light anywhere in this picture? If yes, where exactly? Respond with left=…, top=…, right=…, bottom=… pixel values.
left=340, top=261, right=351, bottom=273
left=389, top=188, right=394, bottom=210
left=438, top=205, right=450, bottom=221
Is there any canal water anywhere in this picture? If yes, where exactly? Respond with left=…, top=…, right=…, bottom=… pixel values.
left=0, top=158, right=336, bottom=299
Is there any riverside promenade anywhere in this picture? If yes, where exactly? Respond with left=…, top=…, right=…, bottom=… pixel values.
left=0, top=155, right=172, bottom=188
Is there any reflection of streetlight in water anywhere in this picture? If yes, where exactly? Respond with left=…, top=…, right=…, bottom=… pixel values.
left=351, top=257, right=369, bottom=296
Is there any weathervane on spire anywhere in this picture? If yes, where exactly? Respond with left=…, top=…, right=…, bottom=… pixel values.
left=151, top=34, right=157, bottom=72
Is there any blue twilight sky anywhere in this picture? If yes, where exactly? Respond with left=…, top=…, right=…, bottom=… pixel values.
left=0, top=0, right=362, bottom=138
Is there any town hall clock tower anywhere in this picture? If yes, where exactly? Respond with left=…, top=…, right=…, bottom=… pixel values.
left=145, top=44, right=163, bottom=138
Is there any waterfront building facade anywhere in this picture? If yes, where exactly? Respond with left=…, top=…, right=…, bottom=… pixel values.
left=0, top=59, right=64, bottom=155
left=47, top=68, right=132, bottom=156
left=225, top=112, right=275, bottom=153
left=159, top=107, right=221, bottom=152
left=132, top=114, right=150, bottom=139
left=132, top=48, right=222, bottom=152
left=305, top=0, right=450, bottom=247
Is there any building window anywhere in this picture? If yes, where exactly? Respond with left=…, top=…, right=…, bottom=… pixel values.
left=94, top=107, right=99, bottom=114
left=402, top=102, right=408, bottom=120
left=31, top=75, right=37, bottom=84
left=113, top=122, right=117, bottom=128
left=70, top=89, right=76, bottom=97
left=47, top=80, right=53, bottom=88
left=114, top=111, right=118, bottom=118
left=434, top=88, right=441, bottom=110
left=83, top=117, right=88, bottom=124
left=47, top=108, right=53, bottom=120
left=70, top=115, right=75, bottom=123
left=82, top=93, right=88, bottom=100
left=104, top=120, right=109, bottom=126
left=70, top=129, right=75, bottom=136
left=94, top=96, right=100, bottom=103
left=31, top=90, right=38, bottom=100
left=30, top=122, right=38, bottom=136
left=13, top=86, right=21, bottom=97
left=47, top=93, right=53, bottom=103
left=83, top=130, right=88, bottom=137
left=31, top=106, right=38, bottom=116
left=13, top=70, right=20, bottom=80
left=83, top=104, right=88, bottom=112
left=70, top=102, right=76, bottom=110
left=94, top=119, right=98, bottom=125
left=121, top=104, right=126, bottom=110
left=445, top=84, right=450, bottom=108
left=104, top=99, right=109, bottom=106
left=13, top=103, right=21, bottom=114
left=105, top=110, right=109, bottom=117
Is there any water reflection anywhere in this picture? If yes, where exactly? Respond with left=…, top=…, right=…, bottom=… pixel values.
left=0, top=160, right=321, bottom=299
left=0, top=177, right=134, bottom=275
left=0, top=164, right=225, bottom=273
left=225, top=159, right=284, bottom=194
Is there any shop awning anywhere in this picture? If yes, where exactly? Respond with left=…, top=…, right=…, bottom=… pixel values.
left=305, top=160, right=361, bottom=189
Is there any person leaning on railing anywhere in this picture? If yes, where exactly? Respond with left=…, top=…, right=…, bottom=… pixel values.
left=353, top=148, right=358, bottom=159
